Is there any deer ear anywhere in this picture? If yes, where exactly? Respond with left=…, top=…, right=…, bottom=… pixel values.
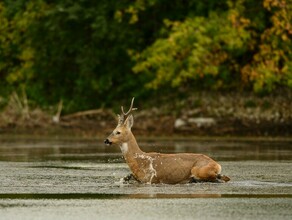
left=117, top=114, right=124, bottom=125
left=124, top=114, right=134, bottom=129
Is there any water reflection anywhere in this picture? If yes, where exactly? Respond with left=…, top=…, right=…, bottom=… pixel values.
left=0, top=193, right=290, bottom=200
left=0, top=136, right=291, bottom=162
left=0, top=193, right=222, bottom=200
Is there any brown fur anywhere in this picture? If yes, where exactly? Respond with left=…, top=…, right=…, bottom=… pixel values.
left=105, top=114, right=230, bottom=184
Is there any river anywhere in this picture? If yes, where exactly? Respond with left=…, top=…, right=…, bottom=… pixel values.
left=0, top=136, right=291, bottom=220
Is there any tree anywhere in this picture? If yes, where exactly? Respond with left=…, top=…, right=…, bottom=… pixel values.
left=131, top=0, right=292, bottom=93
left=0, top=0, right=291, bottom=114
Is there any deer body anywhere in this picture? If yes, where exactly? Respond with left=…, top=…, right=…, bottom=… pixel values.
left=104, top=98, right=230, bottom=184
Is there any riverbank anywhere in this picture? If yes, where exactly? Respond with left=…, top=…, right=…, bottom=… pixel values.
left=0, top=92, right=291, bottom=137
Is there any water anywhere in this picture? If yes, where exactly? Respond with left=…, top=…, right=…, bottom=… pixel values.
left=0, top=136, right=291, bottom=219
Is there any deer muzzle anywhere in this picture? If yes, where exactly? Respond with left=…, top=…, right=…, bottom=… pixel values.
left=104, top=139, right=112, bottom=145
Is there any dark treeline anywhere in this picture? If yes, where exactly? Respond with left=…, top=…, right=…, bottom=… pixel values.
left=0, top=0, right=291, bottom=113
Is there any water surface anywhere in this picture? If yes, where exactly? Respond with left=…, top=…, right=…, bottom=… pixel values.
left=0, top=136, right=291, bottom=219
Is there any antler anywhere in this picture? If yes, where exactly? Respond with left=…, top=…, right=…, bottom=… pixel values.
left=117, top=97, right=137, bottom=125
left=121, top=97, right=137, bottom=116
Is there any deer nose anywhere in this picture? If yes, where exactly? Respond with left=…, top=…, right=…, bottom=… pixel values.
left=104, top=139, right=112, bottom=145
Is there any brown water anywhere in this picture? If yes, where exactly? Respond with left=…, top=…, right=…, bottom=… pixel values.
left=0, top=136, right=291, bottom=162
left=0, top=136, right=291, bottom=219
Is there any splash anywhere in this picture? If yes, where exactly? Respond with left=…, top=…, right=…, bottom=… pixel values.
left=134, top=153, right=157, bottom=184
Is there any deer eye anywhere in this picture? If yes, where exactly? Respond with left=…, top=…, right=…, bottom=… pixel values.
left=116, top=131, right=121, bottom=135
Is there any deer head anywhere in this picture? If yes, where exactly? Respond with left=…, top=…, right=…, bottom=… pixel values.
left=104, top=98, right=137, bottom=146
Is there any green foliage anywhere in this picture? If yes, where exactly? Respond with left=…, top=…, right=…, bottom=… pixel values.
left=0, top=0, right=291, bottom=113
left=241, top=0, right=292, bottom=93
left=132, top=11, right=251, bottom=90
left=1, top=0, right=146, bottom=112
left=132, top=0, right=292, bottom=93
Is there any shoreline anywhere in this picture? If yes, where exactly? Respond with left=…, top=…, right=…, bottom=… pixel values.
left=1, top=92, right=291, bottom=137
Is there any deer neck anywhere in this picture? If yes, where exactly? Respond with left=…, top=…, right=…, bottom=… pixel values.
left=120, top=132, right=147, bottom=180
left=120, top=132, right=143, bottom=157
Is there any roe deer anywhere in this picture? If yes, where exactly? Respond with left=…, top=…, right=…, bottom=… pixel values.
left=104, top=98, right=230, bottom=184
